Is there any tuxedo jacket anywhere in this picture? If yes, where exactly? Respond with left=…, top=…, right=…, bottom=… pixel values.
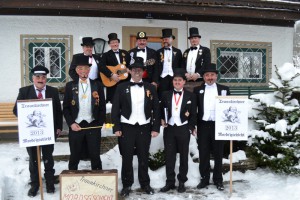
left=13, top=85, right=63, bottom=137
left=99, top=49, right=131, bottom=78
left=181, top=46, right=211, bottom=76
left=193, top=83, right=230, bottom=123
left=160, top=89, right=196, bottom=131
left=156, top=46, right=182, bottom=79
left=69, top=53, right=102, bottom=80
left=128, top=46, right=159, bottom=83
left=111, top=81, right=160, bottom=133
left=63, top=79, right=106, bottom=127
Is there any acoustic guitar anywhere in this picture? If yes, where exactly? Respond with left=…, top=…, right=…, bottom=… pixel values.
left=100, top=64, right=129, bottom=87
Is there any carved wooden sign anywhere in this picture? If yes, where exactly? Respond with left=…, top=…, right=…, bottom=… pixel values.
left=60, top=169, right=118, bottom=200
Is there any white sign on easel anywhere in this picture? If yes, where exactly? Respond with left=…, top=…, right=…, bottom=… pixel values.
left=215, top=96, right=248, bottom=141
left=215, top=96, right=248, bottom=195
left=17, top=99, right=55, bottom=147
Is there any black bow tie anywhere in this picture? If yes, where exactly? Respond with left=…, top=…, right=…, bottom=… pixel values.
left=164, top=47, right=171, bottom=50
left=137, top=49, right=145, bottom=52
left=114, top=51, right=119, bottom=54
left=173, top=90, right=182, bottom=95
left=130, top=82, right=143, bottom=87
left=190, top=47, right=197, bottom=51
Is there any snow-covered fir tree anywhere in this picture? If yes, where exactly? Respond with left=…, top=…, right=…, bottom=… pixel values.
left=248, top=63, right=300, bottom=174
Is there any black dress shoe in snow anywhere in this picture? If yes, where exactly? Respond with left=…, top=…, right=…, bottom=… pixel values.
left=177, top=182, right=186, bottom=193
left=120, top=186, right=131, bottom=197
left=142, top=185, right=154, bottom=195
left=160, top=183, right=175, bottom=192
left=215, top=182, right=224, bottom=191
left=197, top=181, right=209, bottom=189
left=27, top=186, right=39, bottom=197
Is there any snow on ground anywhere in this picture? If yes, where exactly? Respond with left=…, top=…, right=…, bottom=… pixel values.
left=0, top=132, right=299, bottom=200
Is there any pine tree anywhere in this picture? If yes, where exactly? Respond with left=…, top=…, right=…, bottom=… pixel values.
left=248, top=63, right=300, bottom=174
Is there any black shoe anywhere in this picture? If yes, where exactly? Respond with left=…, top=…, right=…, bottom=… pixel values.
left=120, top=187, right=131, bottom=197
left=197, top=181, right=209, bottom=189
left=160, top=183, right=175, bottom=192
left=46, top=183, right=55, bottom=193
left=28, top=186, right=39, bottom=197
left=215, top=182, right=224, bottom=191
left=142, top=185, right=154, bottom=195
left=177, top=182, right=186, bottom=193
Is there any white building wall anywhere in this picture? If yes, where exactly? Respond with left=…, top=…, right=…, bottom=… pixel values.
left=0, top=15, right=294, bottom=102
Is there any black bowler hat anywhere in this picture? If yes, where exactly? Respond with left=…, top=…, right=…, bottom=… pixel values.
left=31, top=65, right=49, bottom=75
left=173, top=68, right=186, bottom=80
left=200, top=63, right=219, bottom=77
left=188, top=27, right=201, bottom=39
left=81, top=37, right=95, bottom=46
left=136, top=32, right=148, bottom=40
left=74, top=55, right=92, bottom=67
left=161, top=29, right=175, bottom=39
left=128, top=57, right=146, bottom=69
left=108, top=33, right=120, bottom=43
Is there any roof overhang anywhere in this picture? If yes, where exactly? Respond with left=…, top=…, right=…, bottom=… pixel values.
left=0, top=0, right=299, bottom=27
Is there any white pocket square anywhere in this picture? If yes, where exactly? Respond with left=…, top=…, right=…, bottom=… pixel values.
left=187, top=100, right=191, bottom=104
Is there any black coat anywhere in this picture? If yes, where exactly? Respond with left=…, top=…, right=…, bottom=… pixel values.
left=111, top=81, right=160, bottom=133
left=156, top=46, right=182, bottom=79
left=99, top=49, right=131, bottom=78
left=160, top=89, right=196, bottom=131
left=63, top=79, right=106, bottom=127
left=128, top=46, right=159, bottom=83
left=182, top=46, right=211, bottom=75
left=69, top=53, right=102, bottom=80
left=193, top=83, right=230, bottom=122
left=13, top=85, right=63, bottom=137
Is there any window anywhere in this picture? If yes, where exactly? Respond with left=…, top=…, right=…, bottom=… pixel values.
left=211, top=40, right=272, bottom=86
left=21, top=35, right=73, bottom=88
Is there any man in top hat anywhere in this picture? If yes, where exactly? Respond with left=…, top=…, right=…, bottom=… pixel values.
left=193, top=63, right=230, bottom=191
left=128, top=32, right=159, bottom=87
left=156, top=28, right=182, bottom=99
left=99, top=33, right=130, bottom=103
left=63, top=54, right=106, bottom=171
left=182, top=27, right=211, bottom=83
left=160, top=68, right=196, bottom=193
left=69, top=37, right=103, bottom=81
left=13, top=65, right=63, bottom=197
left=111, top=57, right=160, bottom=197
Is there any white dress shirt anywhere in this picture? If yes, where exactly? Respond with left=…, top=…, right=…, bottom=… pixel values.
left=121, top=81, right=150, bottom=125
left=114, top=50, right=121, bottom=64
left=88, top=56, right=98, bottom=80
left=137, top=48, right=147, bottom=65
left=202, top=83, right=218, bottom=121
left=168, top=89, right=188, bottom=126
left=161, top=46, right=173, bottom=78
left=186, top=45, right=200, bottom=74
left=34, top=85, right=46, bottom=99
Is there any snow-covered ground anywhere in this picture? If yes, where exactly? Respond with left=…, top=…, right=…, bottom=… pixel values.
left=0, top=130, right=299, bottom=200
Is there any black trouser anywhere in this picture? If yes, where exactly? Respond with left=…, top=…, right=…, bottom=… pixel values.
left=68, top=120, right=102, bottom=170
left=163, top=124, right=190, bottom=184
left=197, top=120, right=224, bottom=183
left=119, top=123, right=152, bottom=188
left=27, top=144, right=54, bottom=187
left=158, top=75, right=173, bottom=99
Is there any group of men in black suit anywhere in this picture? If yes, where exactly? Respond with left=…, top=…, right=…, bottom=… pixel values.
left=13, top=26, right=230, bottom=198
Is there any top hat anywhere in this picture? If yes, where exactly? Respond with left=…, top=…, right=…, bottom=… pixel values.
left=129, top=57, right=146, bottom=69
left=188, top=27, right=201, bottom=39
left=74, top=55, right=92, bottom=67
left=200, top=63, right=219, bottom=77
left=173, top=68, right=187, bottom=80
left=161, top=29, right=175, bottom=39
left=81, top=37, right=95, bottom=46
left=136, top=32, right=148, bottom=40
left=108, top=33, right=120, bottom=43
left=31, top=65, right=49, bottom=75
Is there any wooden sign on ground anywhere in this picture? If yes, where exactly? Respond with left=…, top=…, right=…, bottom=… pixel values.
left=60, top=169, right=118, bottom=200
